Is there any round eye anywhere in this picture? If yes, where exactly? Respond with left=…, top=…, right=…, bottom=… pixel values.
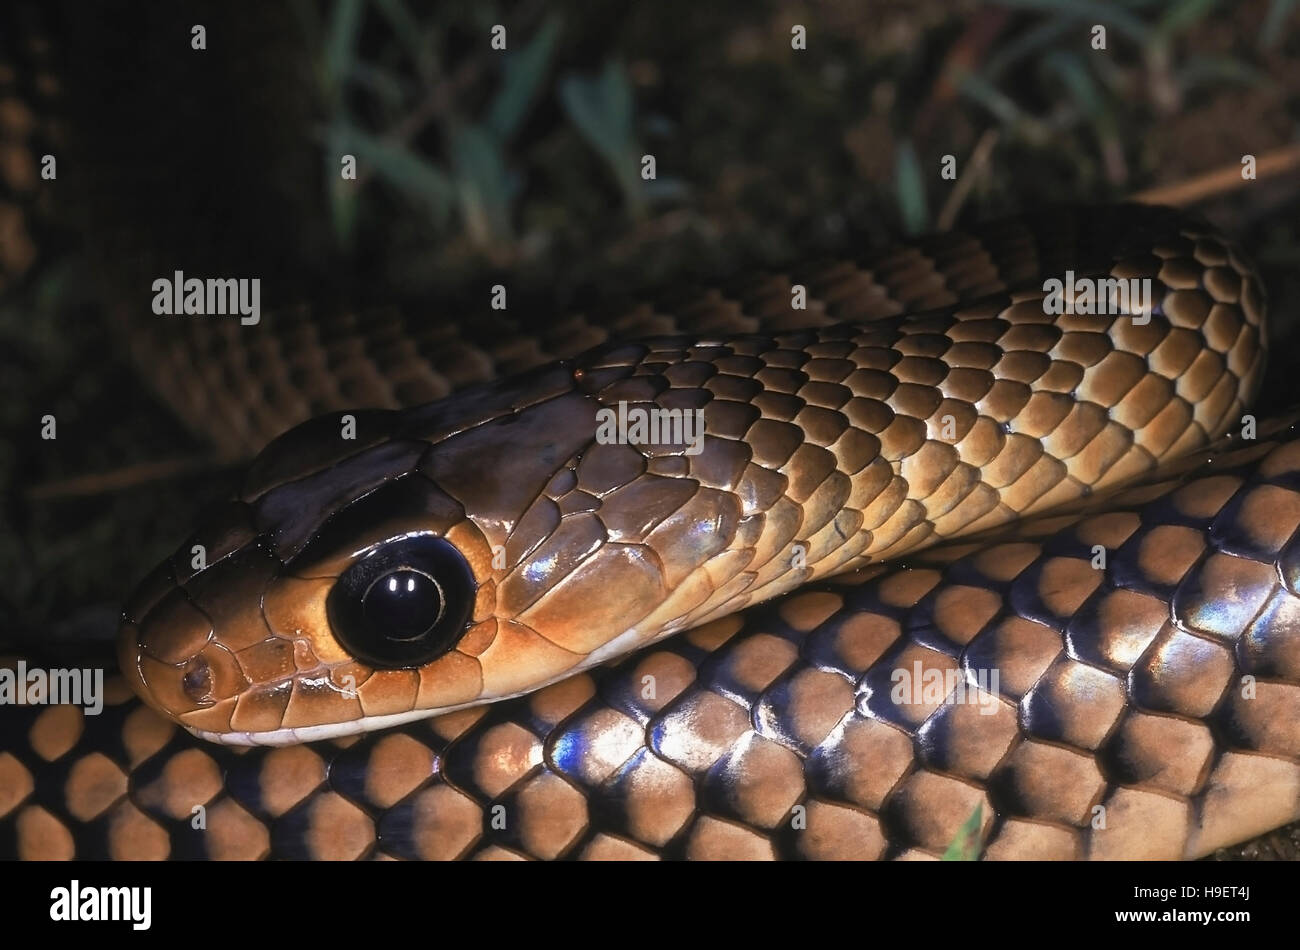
left=327, top=535, right=476, bottom=668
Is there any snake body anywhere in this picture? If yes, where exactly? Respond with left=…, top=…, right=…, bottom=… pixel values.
left=5, top=197, right=1294, bottom=859
left=6, top=411, right=1300, bottom=859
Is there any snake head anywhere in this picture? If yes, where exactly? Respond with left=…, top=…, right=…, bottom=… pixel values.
left=117, top=358, right=744, bottom=744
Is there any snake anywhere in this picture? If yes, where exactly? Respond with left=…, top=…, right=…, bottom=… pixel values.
left=8, top=185, right=1300, bottom=859
left=1, top=0, right=1294, bottom=862
left=115, top=203, right=1269, bottom=748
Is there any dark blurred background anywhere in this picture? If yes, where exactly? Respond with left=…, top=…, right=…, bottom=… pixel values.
left=1, top=0, right=1298, bottom=855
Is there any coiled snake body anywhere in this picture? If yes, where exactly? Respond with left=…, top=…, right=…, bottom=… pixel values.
left=5, top=203, right=1298, bottom=860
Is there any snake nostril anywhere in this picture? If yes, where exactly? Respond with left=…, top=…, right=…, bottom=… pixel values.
left=181, top=657, right=214, bottom=705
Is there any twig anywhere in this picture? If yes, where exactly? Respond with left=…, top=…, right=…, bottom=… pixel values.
left=912, top=9, right=1012, bottom=143
left=25, top=456, right=217, bottom=501
left=937, top=128, right=1000, bottom=230
left=1129, top=142, right=1300, bottom=207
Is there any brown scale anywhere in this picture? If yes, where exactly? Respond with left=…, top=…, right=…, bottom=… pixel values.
left=5, top=412, right=1300, bottom=859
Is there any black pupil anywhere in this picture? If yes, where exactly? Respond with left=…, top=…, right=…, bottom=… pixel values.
left=362, top=569, right=444, bottom=641
left=326, top=534, right=476, bottom=669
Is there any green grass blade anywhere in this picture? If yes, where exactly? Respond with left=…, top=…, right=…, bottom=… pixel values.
left=450, top=124, right=514, bottom=246
left=894, top=140, right=929, bottom=237
left=486, top=15, right=563, bottom=142
left=324, top=0, right=365, bottom=97
left=1259, top=0, right=1298, bottom=49
left=559, top=61, right=644, bottom=214
left=340, top=125, right=455, bottom=225
left=993, top=0, right=1152, bottom=42
left=942, top=803, right=985, bottom=861
left=1153, top=0, right=1219, bottom=40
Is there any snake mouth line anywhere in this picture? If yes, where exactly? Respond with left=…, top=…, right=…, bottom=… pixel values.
left=182, top=707, right=448, bottom=746
left=179, top=655, right=624, bottom=745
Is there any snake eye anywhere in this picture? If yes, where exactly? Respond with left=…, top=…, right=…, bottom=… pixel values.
left=327, top=535, right=476, bottom=668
